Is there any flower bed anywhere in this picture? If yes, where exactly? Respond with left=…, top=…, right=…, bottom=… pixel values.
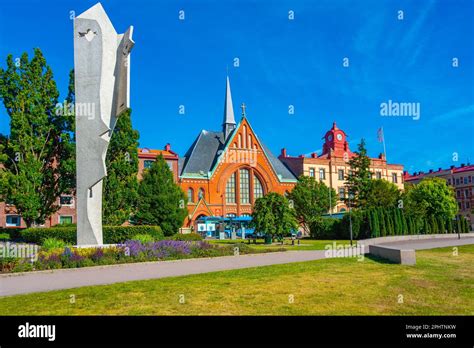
left=0, top=240, right=285, bottom=273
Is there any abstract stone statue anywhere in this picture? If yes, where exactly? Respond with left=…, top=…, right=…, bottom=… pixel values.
left=73, top=3, right=134, bottom=245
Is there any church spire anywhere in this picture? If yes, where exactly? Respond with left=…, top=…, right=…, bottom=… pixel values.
left=223, top=75, right=236, bottom=140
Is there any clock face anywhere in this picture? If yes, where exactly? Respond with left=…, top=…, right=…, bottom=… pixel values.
left=328, top=134, right=333, bottom=141
left=336, top=133, right=343, bottom=141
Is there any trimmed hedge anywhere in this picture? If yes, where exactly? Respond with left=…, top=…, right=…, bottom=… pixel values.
left=20, top=225, right=164, bottom=244
left=310, top=209, right=471, bottom=240
left=0, top=228, right=24, bottom=241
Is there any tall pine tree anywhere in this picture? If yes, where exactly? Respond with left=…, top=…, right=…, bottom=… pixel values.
left=345, top=138, right=372, bottom=208
left=135, top=155, right=187, bottom=236
left=103, top=108, right=139, bottom=225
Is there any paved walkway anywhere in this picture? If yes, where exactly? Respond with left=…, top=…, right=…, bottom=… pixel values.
left=377, top=237, right=474, bottom=250
left=0, top=250, right=336, bottom=297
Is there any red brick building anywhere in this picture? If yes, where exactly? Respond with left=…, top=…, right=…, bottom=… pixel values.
left=174, top=77, right=297, bottom=228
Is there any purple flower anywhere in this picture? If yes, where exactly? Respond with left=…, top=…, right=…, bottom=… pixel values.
left=70, top=251, right=84, bottom=262
left=91, top=248, right=104, bottom=261
left=62, top=247, right=73, bottom=258
left=123, top=240, right=193, bottom=259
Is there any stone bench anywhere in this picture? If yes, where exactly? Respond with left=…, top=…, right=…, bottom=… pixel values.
left=368, top=245, right=416, bottom=265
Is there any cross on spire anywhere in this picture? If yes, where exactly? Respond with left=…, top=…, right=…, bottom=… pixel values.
left=241, top=102, right=246, bottom=117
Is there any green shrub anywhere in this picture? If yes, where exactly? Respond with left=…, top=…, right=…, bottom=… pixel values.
left=42, top=238, right=66, bottom=251
left=0, top=228, right=24, bottom=241
left=0, top=233, right=10, bottom=241
left=21, top=225, right=164, bottom=244
left=52, top=223, right=76, bottom=228
left=12, top=260, right=33, bottom=273
left=337, top=210, right=364, bottom=239
left=309, top=218, right=340, bottom=239
left=131, top=234, right=155, bottom=243
left=104, top=226, right=164, bottom=243
left=0, top=257, right=20, bottom=273
left=21, top=227, right=76, bottom=244
left=171, top=233, right=202, bottom=241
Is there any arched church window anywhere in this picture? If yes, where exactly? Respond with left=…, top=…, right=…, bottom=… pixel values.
left=226, top=172, right=236, bottom=203
left=254, top=174, right=264, bottom=200
left=198, top=188, right=205, bottom=200
left=225, top=168, right=265, bottom=205
left=187, top=188, right=194, bottom=203
left=240, top=168, right=250, bottom=204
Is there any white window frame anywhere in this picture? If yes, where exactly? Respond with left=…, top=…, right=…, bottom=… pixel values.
left=59, top=195, right=74, bottom=207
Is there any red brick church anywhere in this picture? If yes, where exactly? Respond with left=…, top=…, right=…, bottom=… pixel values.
left=142, top=77, right=298, bottom=228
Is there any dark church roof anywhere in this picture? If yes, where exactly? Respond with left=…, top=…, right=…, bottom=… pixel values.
left=180, top=128, right=297, bottom=182
left=180, top=130, right=225, bottom=177
left=260, top=142, right=297, bottom=181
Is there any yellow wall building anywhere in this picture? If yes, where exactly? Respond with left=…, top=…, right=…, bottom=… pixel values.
left=279, top=122, right=404, bottom=213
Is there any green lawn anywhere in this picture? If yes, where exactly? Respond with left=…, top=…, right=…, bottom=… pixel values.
left=209, top=238, right=351, bottom=251
left=0, top=245, right=472, bottom=315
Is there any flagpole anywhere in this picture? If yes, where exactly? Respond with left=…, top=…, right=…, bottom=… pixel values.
left=381, top=126, right=387, bottom=162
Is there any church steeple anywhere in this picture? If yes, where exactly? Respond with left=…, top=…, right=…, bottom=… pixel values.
left=223, top=75, right=236, bottom=140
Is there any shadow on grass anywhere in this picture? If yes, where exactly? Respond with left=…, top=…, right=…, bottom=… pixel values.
left=364, top=253, right=398, bottom=264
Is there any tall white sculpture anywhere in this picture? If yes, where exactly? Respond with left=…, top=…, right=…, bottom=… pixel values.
left=73, top=3, right=134, bottom=245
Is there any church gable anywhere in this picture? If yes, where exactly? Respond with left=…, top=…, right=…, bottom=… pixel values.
left=209, top=117, right=296, bottom=182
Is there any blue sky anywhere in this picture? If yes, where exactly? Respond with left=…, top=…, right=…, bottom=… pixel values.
left=0, top=0, right=473, bottom=173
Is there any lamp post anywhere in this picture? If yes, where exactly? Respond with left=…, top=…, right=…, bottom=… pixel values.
left=329, top=187, right=332, bottom=217
left=457, top=216, right=461, bottom=240
left=348, top=193, right=353, bottom=246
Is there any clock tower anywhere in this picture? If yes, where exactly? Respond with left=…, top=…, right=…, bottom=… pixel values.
left=321, top=122, right=351, bottom=158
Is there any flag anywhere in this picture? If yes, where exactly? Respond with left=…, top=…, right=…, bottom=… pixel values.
left=377, top=127, right=384, bottom=143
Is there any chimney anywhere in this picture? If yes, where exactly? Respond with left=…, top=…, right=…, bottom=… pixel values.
left=429, top=169, right=433, bottom=173
left=461, top=163, right=465, bottom=167
left=165, top=143, right=171, bottom=151
left=450, top=165, right=455, bottom=169
left=438, top=167, right=442, bottom=171
left=299, top=155, right=305, bottom=158
left=280, top=148, right=287, bottom=158
left=311, top=153, right=317, bottom=158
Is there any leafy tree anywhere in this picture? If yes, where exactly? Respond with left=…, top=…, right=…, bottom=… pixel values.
left=372, top=209, right=380, bottom=237
left=401, top=210, right=408, bottom=234
left=430, top=215, right=439, bottom=234
left=0, top=49, right=75, bottom=226
left=250, top=192, right=298, bottom=240
left=345, top=138, right=372, bottom=208
left=447, top=217, right=453, bottom=233
left=404, top=178, right=458, bottom=222
left=289, top=175, right=337, bottom=236
left=134, top=155, right=187, bottom=236
left=379, top=208, right=387, bottom=236
left=365, top=179, right=401, bottom=209
left=103, top=108, right=139, bottom=225
left=423, top=218, right=431, bottom=234
left=437, top=215, right=445, bottom=233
